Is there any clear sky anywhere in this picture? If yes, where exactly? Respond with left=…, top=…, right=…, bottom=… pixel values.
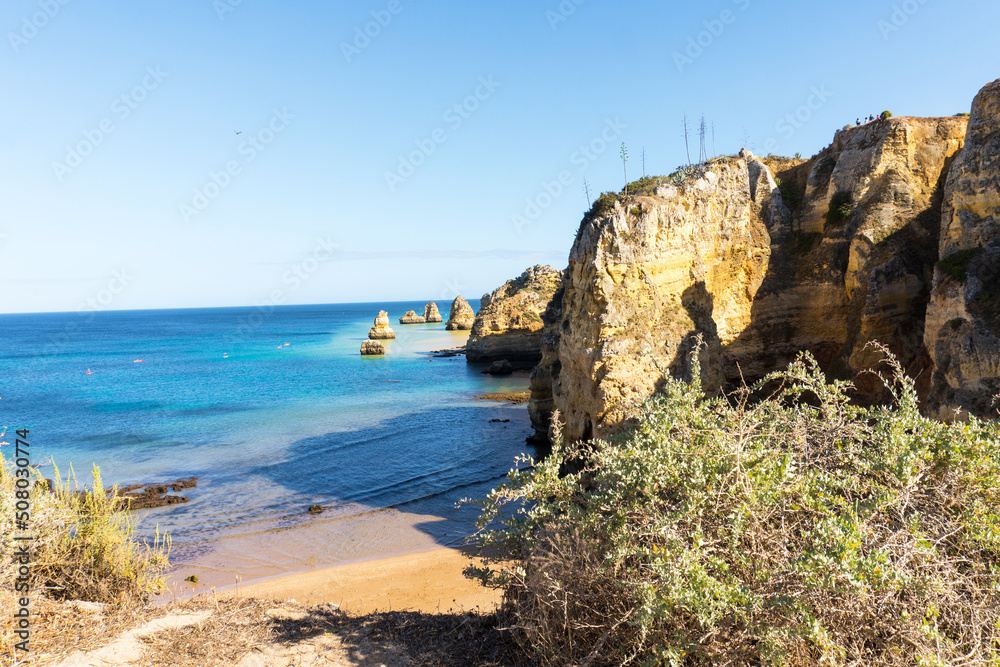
left=1, top=0, right=997, bottom=314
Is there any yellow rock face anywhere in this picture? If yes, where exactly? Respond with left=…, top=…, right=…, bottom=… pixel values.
left=531, top=111, right=973, bottom=443
left=466, top=265, right=562, bottom=364
left=925, top=79, right=1000, bottom=420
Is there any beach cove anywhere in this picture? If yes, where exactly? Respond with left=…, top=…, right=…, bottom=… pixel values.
left=0, top=301, right=535, bottom=600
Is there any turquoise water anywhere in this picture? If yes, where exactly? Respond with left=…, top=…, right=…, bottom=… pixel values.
left=0, top=302, right=535, bottom=586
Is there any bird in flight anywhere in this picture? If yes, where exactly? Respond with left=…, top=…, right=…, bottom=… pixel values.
left=235, top=130, right=242, bottom=135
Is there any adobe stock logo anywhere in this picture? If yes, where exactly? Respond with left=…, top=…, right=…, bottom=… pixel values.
left=384, top=76, right=500, bottom=192
left=672, top=0, right=751, bottom=74
left=51, top=66, right=169, bottom=182
left=8, top=0, right=72, bottom=53
left=179, top=108, right=294, bottom=223
left=877, top=0, right=931, bottom=40
left=341, top=0, right=408, bottom=63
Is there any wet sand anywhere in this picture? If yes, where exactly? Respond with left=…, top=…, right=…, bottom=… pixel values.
left=221, top=547, right=503, bottom=614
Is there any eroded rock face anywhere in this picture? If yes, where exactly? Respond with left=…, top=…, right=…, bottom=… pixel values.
left=445, top=296, right=475, bottom=331
left=530, top=113, right=970, bottom=443
left=466, top=265, right=563, bottom=365
left=361, top=340, right=385, bottom=355
left=399, top=310, right=426, bottom=324
left=423, top=302, right=443, bottom=323
left=925, top=79, right=1000, bottom=420
left=368, top=311, right=396, bottom=340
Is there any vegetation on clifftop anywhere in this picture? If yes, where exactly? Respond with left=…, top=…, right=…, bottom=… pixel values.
left=470, top=349, right=1000, bottom=666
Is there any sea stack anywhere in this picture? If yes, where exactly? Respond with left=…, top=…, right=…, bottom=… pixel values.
left=445, top=296, right=475, bottom=331
left=360, top=340, right=385, bottom=355
left=423, top=302, right=443, bottom=323
left=367, top=311, right=396, bottom=339
left=399, top=310, right=426, bottom=324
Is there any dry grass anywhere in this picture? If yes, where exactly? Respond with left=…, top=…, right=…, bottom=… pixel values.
left=138, top=598, right=278, bottom=666
left=27, top=597, right=166, bottom=664
left=1, top=450, right=170, bottom=663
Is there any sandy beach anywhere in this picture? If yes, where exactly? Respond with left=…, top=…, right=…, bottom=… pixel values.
left=222, top=547, right=504, bottom=615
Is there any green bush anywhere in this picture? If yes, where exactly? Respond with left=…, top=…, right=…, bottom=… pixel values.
left=581, top=192, right=620, bottom=227
left=881, top=110, right=893, bottom=120
left=624, top=176, right=667, bottom=197
left=776, top=178, right=806, bottom=213
left=469, top=349, right=1000, bottom=666
left=937, top=248, right=981, bottom=284
left=956, top=112, right=971, bottom=117
left=826, top=190, right=853, bottom=226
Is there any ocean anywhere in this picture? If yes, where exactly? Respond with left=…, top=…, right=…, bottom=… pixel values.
left=0, top=301, right=536, bottom=592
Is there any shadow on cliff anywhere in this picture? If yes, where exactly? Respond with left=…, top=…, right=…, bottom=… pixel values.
left=243, top=404, right=538, bottom=552
left=664, top=281, right=723, bottom=392
left=714, top=156, right=956, bottom=404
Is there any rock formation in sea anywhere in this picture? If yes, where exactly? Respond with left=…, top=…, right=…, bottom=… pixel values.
left=445, top=296, right=476, bottom=331
left=423, top=302, right=443, bottom=323
left=486, top=359, right=514, bottom=376
left=361, top=340, right=385, bottom=355
left=399, top=310, right=426, bottom=324
left=527, top=81, right=1000, bottom=444
left=924, top=79, right=1000, bottom=420
left=466, top=265, right=563, bottom=367
left=367, top=311, right=396, bottom=340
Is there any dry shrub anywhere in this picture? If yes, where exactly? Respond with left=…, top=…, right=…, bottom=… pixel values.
left=0, top=454, right=170, bottom=605
left=469, top=349, right=1000, bottom=666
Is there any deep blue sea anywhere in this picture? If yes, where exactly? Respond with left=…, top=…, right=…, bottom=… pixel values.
left=0, top=302, right=535, bottom=591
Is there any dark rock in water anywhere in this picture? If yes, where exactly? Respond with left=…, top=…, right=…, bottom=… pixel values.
left=37, top=476, right=197, bottom=510
left=486, top=360, right=514, bottom=376
left=490, top=418, right=511, bottom=423
left=430, top=346, right=466, bottom=358
left=308, top=504, right=324, bottom=513
left=118, top=476, right=197, bottom=510
left=361, top=340, right=386, bottom=356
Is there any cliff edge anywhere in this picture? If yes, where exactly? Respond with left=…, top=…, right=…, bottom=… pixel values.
left=925, top=79, right=1000, bottom=420
left=529, top=102, right=982, bottom=443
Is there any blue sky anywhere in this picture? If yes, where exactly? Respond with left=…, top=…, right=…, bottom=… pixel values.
left=1, top=0, right=996, bottom=314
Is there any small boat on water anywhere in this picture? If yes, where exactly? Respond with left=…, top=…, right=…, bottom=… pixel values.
left=223, top=353, right=228, bottom=358
left=85, top=369, right=93, bottom=375
left=134, top=359, right=144, bottom=363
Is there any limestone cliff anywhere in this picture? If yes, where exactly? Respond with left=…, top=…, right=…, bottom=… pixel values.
left=466, top=265, right=562, bottom=366
left=368, top=311, right=396, bottom=340
left=423, top=302, right=443, bottom=323
left=529, top=110, right=972, bottom=443
left=445, top=296, right=475, bottom=331
left=925, top=79, right=1000, bottom=420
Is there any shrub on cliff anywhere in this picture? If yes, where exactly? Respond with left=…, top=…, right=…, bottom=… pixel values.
left=582, top=191, right=620, bottom=226
left=826, top=190, right=853, bottom=226
left=0, top=453, right=170, bottom=606
left=469, top=349, right=1000, bottom=666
